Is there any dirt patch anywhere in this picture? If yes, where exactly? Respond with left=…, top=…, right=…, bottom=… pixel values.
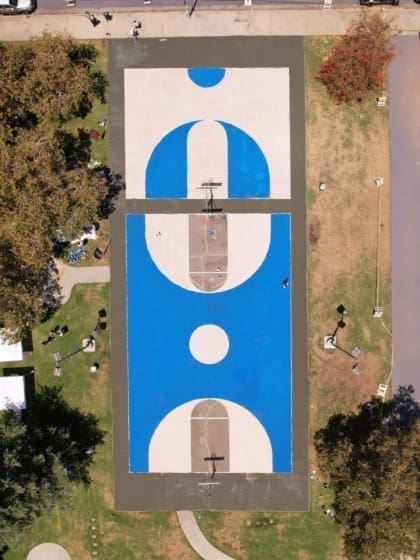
left=216, top=512, right=247, bottom=557
left=91, top=469, right=114, bottom=509
left=154, top=513, right=200, bottom=559
left=66, top=539, right=90, bottom=560
left=199, top=512, right=248, bottom=559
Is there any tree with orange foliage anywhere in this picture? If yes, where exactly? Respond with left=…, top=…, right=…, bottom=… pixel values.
left=318, top=13, right=395, bottom=104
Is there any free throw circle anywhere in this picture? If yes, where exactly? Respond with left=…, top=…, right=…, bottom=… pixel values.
left=189, top=324, right=229, bottom=365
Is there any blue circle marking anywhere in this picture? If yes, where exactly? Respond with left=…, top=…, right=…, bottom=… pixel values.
left=187, top=67, right=226, bottom=88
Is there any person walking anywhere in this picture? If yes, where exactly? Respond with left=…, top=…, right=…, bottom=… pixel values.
left=86, top=12, right=100, bottom=26
left=129, top=26, right=140, bottom=40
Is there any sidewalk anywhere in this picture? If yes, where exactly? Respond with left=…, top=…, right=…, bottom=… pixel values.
left=55, top=259, right=110, bottom=304
left=0, top=6, right=419, bottom=41
left=177, top=511, right=235, bottom=560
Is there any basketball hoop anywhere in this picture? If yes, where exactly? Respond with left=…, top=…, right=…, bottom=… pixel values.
left=196, top=180, right=223, bottom=213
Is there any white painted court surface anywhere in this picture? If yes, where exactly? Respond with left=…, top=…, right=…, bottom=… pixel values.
left=124, top=67, right=291, bottom=199
left=145, top=213, right=271, bottom=293
left=149, top=399, right=273, bottom=473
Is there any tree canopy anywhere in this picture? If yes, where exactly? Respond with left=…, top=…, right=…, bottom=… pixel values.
left=315, top=386, right=419, bottom=560
left=318, top=13, right=395, bottom=104
left=0, top=34, right=109, bottom=333
left=0, top=385, right=105, bottom=548
left=0, top=36, right=99, bottom=126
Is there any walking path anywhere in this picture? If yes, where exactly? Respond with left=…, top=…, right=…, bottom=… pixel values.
left=388, top=36, right=420, bottom=396
left=0, top=6, right=419, bottom=41
left=177, top=511, right=235, bottom=560
left=55, top=259, right=110, bottom=304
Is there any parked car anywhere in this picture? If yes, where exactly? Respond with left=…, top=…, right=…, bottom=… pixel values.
left=360, top=0, right=399, bottom=5
left=0, top=0, right=35, bottom=14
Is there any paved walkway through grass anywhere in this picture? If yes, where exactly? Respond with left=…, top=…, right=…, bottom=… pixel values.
left=177, top=511, right=235, bottom=560
left=55, top=260, right=110, bottom=304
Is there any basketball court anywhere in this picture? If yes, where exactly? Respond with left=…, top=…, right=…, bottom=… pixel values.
left=110, top=37, right=308, bottom=511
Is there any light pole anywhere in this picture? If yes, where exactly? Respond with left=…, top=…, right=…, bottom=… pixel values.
left=53, top=316, right=101, bottom=370
left=324, top=305, right=361, bottom=373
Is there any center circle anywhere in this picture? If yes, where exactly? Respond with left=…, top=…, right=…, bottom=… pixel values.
left=189, top=324, right=229, bottom=365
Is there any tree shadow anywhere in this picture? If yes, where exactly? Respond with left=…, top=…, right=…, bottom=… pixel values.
left=315, top=385, right=419, bottom=476
left=76, top=92, right=93, bottom=119
left=6, top=110, right=38, bottom=130
left=39, top=265, right=63, bottom=322
left=22, top=385, right=105, bottom=484
left=56, top=129, right=92, bottom=169
left=95, top=167, right=125, bottom=219
left=91, top=70, right=108, bottom=104
left=389, top=384, right=419, bottom=429
left=68, top=42, right=98, bottom=67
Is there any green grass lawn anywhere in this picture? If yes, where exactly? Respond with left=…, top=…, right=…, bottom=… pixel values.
left=196, top=495, right=342, bottom=560
left=1, top=285, right=198, bottom=560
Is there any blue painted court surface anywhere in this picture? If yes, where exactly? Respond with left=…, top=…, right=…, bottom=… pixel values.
left=146, top=120, right=270, bottom=199
left=126, top=214, right=292, bottom=473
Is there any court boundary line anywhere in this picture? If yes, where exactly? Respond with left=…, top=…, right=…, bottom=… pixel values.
left=109, top=36, right=308, bottom=511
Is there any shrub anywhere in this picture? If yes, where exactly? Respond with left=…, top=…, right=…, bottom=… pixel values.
left=318, top=13, right=395, bottom=104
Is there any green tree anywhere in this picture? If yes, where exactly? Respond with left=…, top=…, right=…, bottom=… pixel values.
left=0, top=34, right=102, bottom=127
left=318, top=13, right=395, bottom=104
left=0, top=34, right=110, bottom=332
left=315, top=386, right=419, bottom=560
left=0, top=386, right=105, bottom=548
left=0, top=127, right=101, bottom=330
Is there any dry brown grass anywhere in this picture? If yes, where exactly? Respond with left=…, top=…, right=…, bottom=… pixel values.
left=203, top=512, right=248, bottom=558
left=305, top=37, right=392, bottom=441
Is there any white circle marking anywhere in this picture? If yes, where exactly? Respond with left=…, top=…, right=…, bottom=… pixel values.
left=189, top=324, right=229, bottom=365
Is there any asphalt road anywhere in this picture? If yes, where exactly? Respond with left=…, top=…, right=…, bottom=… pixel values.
left=389, top=36, right=420, bottom=396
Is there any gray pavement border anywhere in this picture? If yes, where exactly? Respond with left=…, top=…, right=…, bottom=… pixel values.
left=110, top=36, right=308, bottom=511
